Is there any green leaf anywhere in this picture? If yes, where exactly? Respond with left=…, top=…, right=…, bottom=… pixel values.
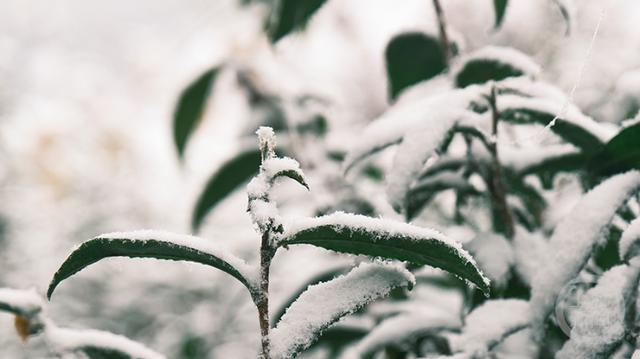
left=47, top=232, right=256, bottom=299
left=385, top=32, right=446, bottom=100
left=271, top=266, right=349, bottom=326
left=192, top=148, right=261, bottom=231
left=269, top=263, right=415, bottom=358
left=587, top=123, right=640, bottom=180
left=173, top=67, right=220, bottom=158
left=455, top=58, right=525, bottom=88
left=265, top=0, right=328, bottom=43
left=493, top=0, right=508, bottom=28
left=277, top=212, right=490, bottom=295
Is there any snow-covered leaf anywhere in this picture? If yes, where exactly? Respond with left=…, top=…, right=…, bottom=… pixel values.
left=262, top=156, right=309, bottom=190
left=47, top=230, right=256, bottom=299
left=588, top=123, right=640, bottom=180
left=271, top=265, right=350, bottom=326
left=451, top=299, right=529, bottom=355
left=619, top=218, right=640, bottom=261
left=265, top=0, right=328, bottom=43
left=46, top=325, right=165, bottom=359
left=530, top=171, right=640, bottom=337
left=346, top=311, right=460, bottom=359
left=452, top=46, right=540, bottom=88
left=556, top=264, right=640, bottom=359
left=0, top=288, right=43, bottom=317
left=269, top=262, right=414, bottom=359
left=173, top=67, right=219, bottom=158
left=192, top=148, right=261, bottom=231
left=493, top=0, right=508, bottom=28
left=277, top=212, right=490, bottom=295
left=385, top=32, right=445, bottom=100
left=498, top=95, right=609, bottom=154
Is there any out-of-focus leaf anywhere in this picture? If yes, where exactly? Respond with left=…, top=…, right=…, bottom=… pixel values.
left=269, top=263, right=414, bottom=359
left=587, top=123, right=640, bottom=180
left=277, top=212, right=490, bottom=295
left=265, top=0, right=328, bottom=43
left=0, top=288, right=43, bottom=317
left=271, top=266, right=350, bottom=325
left=455, top=57, right=526, bottom=88
left=192, top=148, right=261, bottom=231
left=174, top=67, right=220, bottom=158
left=47, top=233, right=256, bottom=299
left=406, top=173, right=480, bottom=221
left=494, top=0, right=508, bottom=28
left=385, top=32, right=445, bottom=99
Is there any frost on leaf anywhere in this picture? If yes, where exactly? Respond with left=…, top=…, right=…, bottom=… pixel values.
left=46, top=325, right=165, bottom=359
left=620, top=217, right=640, bottom=260
left=47, top=230, right=257, bottom=299
left=278, top=211, right=490, bottom=294
left=556, top=264, right=640, bottom=359
left=345, top=311, right=460, bottom=358
left=450, top=299, right=529, bottom=356
left=269, top=262, right=414, bottom=359
left=0, top=288, right=43, bottom=317
left=530, top=171, right=640, bottom=336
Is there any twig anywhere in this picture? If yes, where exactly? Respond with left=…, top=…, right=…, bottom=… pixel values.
left=432, top=0, right=452, bottom=66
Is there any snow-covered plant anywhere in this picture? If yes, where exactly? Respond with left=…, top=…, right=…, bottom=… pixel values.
left=45, top=127, right=488, bottom=358
left=0, top=287, right=163, bottom=358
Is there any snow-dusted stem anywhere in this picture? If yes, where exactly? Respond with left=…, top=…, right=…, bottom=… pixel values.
left=257, top=231, right=274, bottom=359
left=487, top=86, right=515, bottom=239
left=431, top=0, right=451, bottom=66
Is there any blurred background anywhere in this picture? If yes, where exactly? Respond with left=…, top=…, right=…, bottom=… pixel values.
left=1, top=0, right=639, bottom=357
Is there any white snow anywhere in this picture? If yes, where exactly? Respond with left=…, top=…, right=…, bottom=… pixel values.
left=529, top=171, right=640, bottom=337
left=269, top=262, right=414, bottom=359
left=498, top=77, right=568, bottom=102
left=451, top=46, right=542, bottom=81
left=556, top=264, right=639, bottom=359
left=45, top=324, right=165, bottom=359
left=0, top=288, right=43, bottom=316
left=465, top=233, right=514, bottom=288
left=619, top=217, right=640, bottom=261
left=344, top=311, right=461, bottom=358
left=262, top=157, right=304, bottom=181
left=248, top=199, right=282, bottom=234
left=246, top=174, right=270, bottom=199
left=512, top=230, right=549, bottom=286
left=451, top=299, right=530, bottom=355
left=98, top=230, right=257, bottom=287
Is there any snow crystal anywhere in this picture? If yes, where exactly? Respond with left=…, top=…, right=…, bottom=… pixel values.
left=529, top=171, right=640, bottom=337
left=556, top=264, right=639, bottom=359
left=269, top=262, right=414, bottom=359
left=344, top=311, right=460, bottom=358
left=45, top=324, right=165, bottom=359
left=451, top=299, right=529, bottom=355
left=465, top=233, right=514, bottom=288
left=0, top=288, right=43, bottom=316
left=451, top=46, right=542, bottom=81
left=99, top=230, right=257, bottom=286
left=619, top=217, right=640, bottom=261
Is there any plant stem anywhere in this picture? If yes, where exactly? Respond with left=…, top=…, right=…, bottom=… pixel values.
left=432, top=0, right=452, bottom=66
left=487, top=85, right=515, bottom=239
left=257, top=231, right=273, bottom=359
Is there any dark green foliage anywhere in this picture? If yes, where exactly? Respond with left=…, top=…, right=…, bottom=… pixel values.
left=385, top=32, right=446, bottom=100
left=588, top=123, right=640, bottom=180
left=493, top=0, right=508, bottom=28
left=47, top=237, right=254, bottom=299
left=174, top=67, right=220, bottom=158
left=191, top=149, right=262, bottom=231
left=454, top=59, right=524, bottom=88
left=265, top=0, right=328, bottom=42
left=78, top=347, right=132, bottom=359
left=278, top=223, right=490, bottom=295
